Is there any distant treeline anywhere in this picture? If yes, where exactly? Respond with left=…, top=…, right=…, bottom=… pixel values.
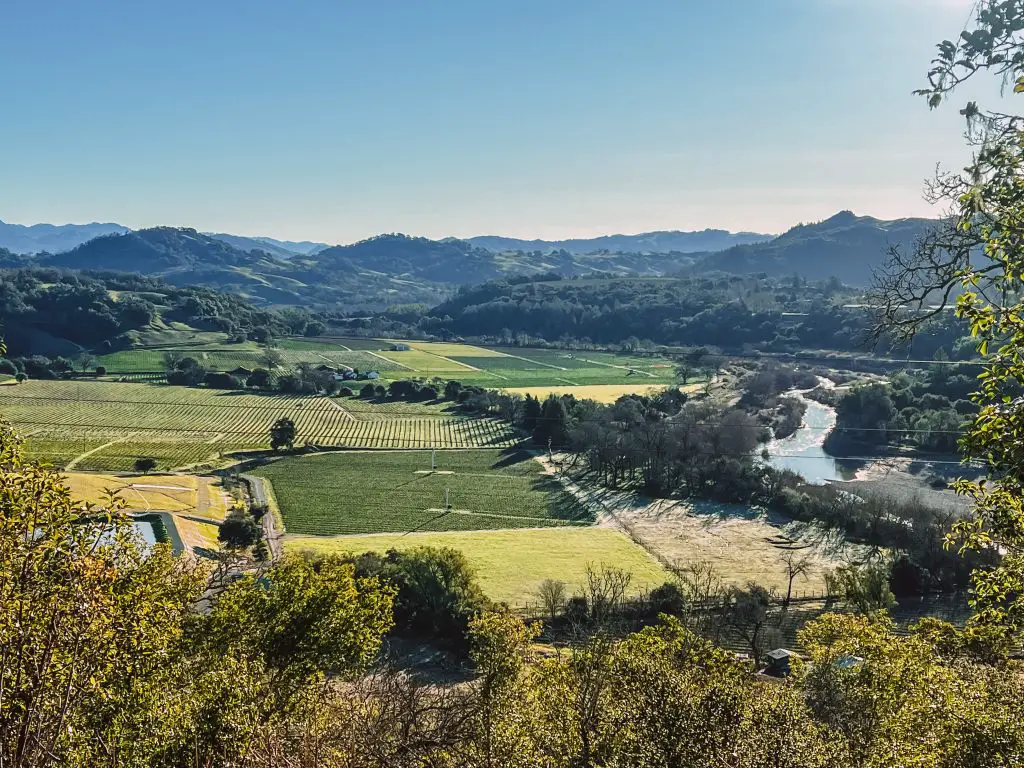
left=326, top=274, right=976, bottom=358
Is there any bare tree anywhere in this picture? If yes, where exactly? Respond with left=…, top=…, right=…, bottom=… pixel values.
left=536, top=578, right=567, bottom=627
left=781, top=551, right=813, bottom=609
left=584, top=564, right=632, bottom=626
left=673, top=560, right=727, bottom=640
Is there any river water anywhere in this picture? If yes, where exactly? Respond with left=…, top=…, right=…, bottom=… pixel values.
left=763, top=390, right=857, bottom=485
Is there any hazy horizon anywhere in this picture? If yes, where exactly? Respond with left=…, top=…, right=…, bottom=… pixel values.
left=1, top=0, right=985, bottom=243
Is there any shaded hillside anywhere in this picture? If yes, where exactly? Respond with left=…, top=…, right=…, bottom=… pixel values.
left=467, top=229, right=773, bottom=254
left=407, top=273, right=966, bottom=357
left=313, top=233, right=507, bottom=284
left=0, top=268, right=300, bottom=358
left=0, top=219, right=128, bottom=255
left=698, top=211, right=935, bottom=284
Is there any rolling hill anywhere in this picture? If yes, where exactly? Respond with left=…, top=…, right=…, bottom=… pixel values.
left=697, top=211, right=935, bottom=285
left=466, top=229, right=773, bottom=254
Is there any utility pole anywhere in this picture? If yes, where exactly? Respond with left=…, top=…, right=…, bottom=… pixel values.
left=445, top=487, right=450, bottom=510
left=431, top=448, right=437, bottom=471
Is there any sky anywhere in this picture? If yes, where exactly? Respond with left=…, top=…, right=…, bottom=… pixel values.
left=0, top=0, right=990, bottom=243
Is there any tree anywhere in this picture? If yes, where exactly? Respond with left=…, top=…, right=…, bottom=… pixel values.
left=870, top=1, right=1024, bottom=641
left=536, top=578, right=567, bottom=626
left=260, top=346, right=284, bottom=370
left=270, top=416, right=296, bottom=451
left=218, top=510, right=262, bottom=549
left=304, top=320, right=327, bottom=337
left=724, top=582, right=773, bottom=667
left=94, top=365, right=106, bottom=376
left=675, top=361, right=691, bottom=384
left=781, top=551, right=813, bottom=608
left=826, top=562, right=896, bottom=615
left=133, top=456, right=157, bottom=474
left=0, top=419, right=208, bottom=766
left=14, top=372, right=26, bottom=383
left=246, top=367, right=272, bottom=389
left=379, top=546, right=489, bottom=653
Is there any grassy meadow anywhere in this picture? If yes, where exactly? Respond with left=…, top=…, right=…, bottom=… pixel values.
left=285, top=527, right=670, bottom=606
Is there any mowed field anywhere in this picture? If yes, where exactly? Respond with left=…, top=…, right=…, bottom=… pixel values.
left=503, top=384, right=672, bottom=404
left=286, top=527, right=670, bottom=606
left=60, top=471, right=233, bottom=518
left=0, top=380, right=519, bottom=471
left=253, top=449, right=589, bottom=535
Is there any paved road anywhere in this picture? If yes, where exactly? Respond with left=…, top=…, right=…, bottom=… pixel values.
left=242, top=473, right=284, bottom=561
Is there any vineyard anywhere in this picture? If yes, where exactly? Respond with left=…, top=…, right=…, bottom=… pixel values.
left=93, top=336, right=683, bottom=390
left=253, top=449, right=589, bottom=535
left=0, top=381, right=520, bottom=471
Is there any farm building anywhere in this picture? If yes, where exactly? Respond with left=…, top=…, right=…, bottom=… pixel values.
left=763, top=648, right=800, bottom=678
left=390, top=343, right=411, bottom=351
left=364, top=371, right=380, bottom=380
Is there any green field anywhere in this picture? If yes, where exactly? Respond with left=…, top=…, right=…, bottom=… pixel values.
left=253, top=449, right=589, bottom=535
left=95, top=337, right=682, bottom=388
left=0, top=381, right=519, bottom=471
left=285, top=527, right=670, bottom=606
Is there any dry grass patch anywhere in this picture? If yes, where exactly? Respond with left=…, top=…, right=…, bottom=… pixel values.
left=599, top=497, right=861, bottom=594
left=502, top=384, right=678, bottom=403
left=61, top=472, right=232, bottom=519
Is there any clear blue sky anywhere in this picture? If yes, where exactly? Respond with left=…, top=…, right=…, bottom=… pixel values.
left=0, top=0, right=986, bottom=243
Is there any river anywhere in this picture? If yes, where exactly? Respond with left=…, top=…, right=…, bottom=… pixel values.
left=764, top=390, right=858, bottom=485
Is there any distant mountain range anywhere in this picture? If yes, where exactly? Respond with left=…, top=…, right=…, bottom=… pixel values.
left=1, top=211, right=939, bottom=308
left=204, top=233, right=330, bottom=258
left=465, top=229, right=773, bottom=254
left=0, top=219, right=128, bottom=254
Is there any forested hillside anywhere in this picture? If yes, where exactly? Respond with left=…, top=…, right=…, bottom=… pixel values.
left=410, top=274, right=968, bottom=355
left=0, top=268, right=306, bottom=358
left=697, top=211, right=933, bottom=284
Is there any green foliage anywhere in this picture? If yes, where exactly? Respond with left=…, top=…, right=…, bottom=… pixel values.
left=132, top=456, right=157, bottom=473
left=351, top=546, right=490, bottom=653
left=218, top=510, right=262, bottom=549
left=874, top=2, right=1024, bottom=641
left=825, top=562, right=897, bottom=615
left=270, top=416, right=296, bottom=451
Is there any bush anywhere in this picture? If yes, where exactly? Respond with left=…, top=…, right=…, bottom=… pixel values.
left=338, top=386, right=354, bottom=397
left=648, top=581, right=687, bottom=616
left=218, top=511, right=262, bottom=549
left=204, top=372, right=243, bottom=390
left=360, top=383, right=376, bottom=399
left=95, top=365, right=107, bottom=376
left=357, top=546, right=490, bottom=654
left=564, top=595, right=589, bottom=625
